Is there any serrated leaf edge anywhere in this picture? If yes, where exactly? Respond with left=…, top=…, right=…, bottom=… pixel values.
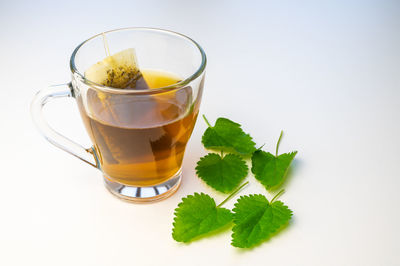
left=195, top=153, right=249, bottom=193
left=251, top=150, right=298, bottom=190
left=231, top=194, right=293, bottom=248
left=172, top=192, right=232, bottom=243
left=201, top=117, right=257, bottom=154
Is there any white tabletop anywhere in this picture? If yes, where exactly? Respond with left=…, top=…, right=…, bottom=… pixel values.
left=1, top=0, right=399, bottom=265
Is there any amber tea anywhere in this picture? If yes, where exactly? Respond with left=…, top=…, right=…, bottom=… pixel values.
left=77, top=70, right=199, bottom=186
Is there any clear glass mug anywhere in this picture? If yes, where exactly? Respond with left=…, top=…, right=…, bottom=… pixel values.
left=31, top=28, right=206, bottom=202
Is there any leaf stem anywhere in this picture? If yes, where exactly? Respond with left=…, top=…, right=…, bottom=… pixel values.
left=217, top=181, right=249, bottom=207
left=202, top=115, right=212, bottom=128
left=257, top=144, right=266, bottom=150
left=276, top=130, right=284, bottom=156
left=271, top=189, right=285, bottom=203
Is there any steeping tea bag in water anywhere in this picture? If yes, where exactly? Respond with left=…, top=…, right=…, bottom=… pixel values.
left=83, top=48, right=151, bottom=163
left=84, top=48, right=151, bottom=123
left=85, top=48, right=149, bottom=90
left=78, top=41, right=196, bottom=180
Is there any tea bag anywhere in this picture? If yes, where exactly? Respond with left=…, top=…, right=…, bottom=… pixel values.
left=85, top=48, right=149, bottom=90
left=85, top=48, right=151, bottom=124
left=84, top=48, right=151, bottom=164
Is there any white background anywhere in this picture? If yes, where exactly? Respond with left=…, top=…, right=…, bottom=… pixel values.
left=1, top=0, right=399, bottom=265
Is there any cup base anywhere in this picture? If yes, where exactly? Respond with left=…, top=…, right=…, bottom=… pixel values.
left=103, top=170, right=182, bottom=203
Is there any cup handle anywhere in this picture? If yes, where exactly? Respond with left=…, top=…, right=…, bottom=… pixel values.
left=30, top=83, right=98, bottom=168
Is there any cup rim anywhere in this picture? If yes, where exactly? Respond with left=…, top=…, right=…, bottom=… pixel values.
left=70, top=27, right=206, bottom=94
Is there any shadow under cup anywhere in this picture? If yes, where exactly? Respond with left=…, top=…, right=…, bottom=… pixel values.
left=33, top=28, right=206, bottom=203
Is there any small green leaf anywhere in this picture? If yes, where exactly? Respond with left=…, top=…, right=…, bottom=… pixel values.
left=231, top=194, right=292, bottom=248
left=251, top=150, right=297, bottom=189
left=202, top=117, right=256, bottom=154
left=196, top=153, right=248, bottom=193
left=172, top=193, right=232, bottom=243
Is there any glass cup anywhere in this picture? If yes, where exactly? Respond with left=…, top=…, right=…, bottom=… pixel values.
left=31, top=28, right=206, bottom=203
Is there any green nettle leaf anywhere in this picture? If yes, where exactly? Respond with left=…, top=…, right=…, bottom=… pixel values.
left=196, top=153, right=248, bottom=193
left=251, top=150, right=297, bottom=189
left=202, top=117, right=256, bottom=155
left=231, top=194, right=292, bottom=248
left=172, top=193, right=233, bottom=243
left=251, top=131, right=297, bottom=190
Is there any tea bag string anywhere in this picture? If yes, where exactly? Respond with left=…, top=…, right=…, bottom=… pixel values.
left=100, top=32, right=120, bottom=124
left=102, top=32, right=111, bottom=57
